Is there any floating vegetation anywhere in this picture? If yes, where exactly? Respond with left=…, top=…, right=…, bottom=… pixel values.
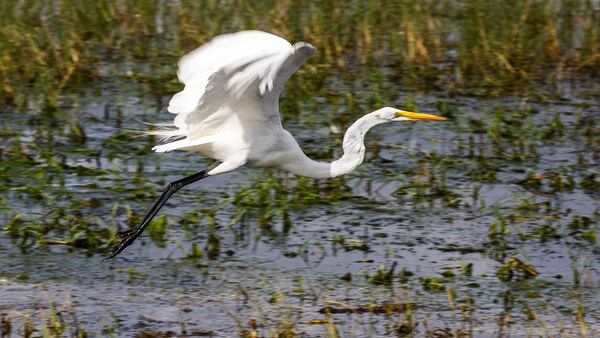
left=1, top=0, right=599, bottom=337
left=420, top=277, right=446, bottom=292
left=496, top=257, right=539, bottom=282
left=319, top=303, right=410, bottom=315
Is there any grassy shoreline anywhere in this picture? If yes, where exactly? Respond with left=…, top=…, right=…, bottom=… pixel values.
left=1, top=0, right=599, bottom=107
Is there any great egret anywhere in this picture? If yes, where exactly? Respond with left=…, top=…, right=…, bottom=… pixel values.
left=107, top=30, right=446, bottom=259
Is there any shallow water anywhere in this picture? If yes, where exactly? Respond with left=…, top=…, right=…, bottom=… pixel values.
left=1, top=74, right=599, bottom=337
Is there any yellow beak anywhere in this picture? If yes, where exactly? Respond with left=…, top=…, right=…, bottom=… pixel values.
left=395, top=111, right=447, bottom=121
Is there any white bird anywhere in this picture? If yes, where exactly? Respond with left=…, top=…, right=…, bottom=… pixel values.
left=107, top=30, right=446, bottom=258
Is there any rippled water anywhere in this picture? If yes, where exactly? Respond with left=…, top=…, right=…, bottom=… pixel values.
left=1, top=76, right=599, bottom=337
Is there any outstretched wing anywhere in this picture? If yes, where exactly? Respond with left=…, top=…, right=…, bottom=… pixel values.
left=153, top=30, right=315, bottom=152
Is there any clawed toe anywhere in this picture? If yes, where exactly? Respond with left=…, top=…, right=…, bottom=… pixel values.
left=106, top=242, right=125, bottom=259
left=116, top=229, right=134, bottom=239
left=106, top=231, right=136, bottom=259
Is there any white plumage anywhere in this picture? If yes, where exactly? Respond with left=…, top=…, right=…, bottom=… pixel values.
left=151, top=30, right=444, bottom=177
left=152, top=31, right=314, bottom=162
left=108, top=30, right=446, bottom=258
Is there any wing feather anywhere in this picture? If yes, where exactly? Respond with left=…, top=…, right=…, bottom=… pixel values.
left=153, top=30, right=315, bottom=152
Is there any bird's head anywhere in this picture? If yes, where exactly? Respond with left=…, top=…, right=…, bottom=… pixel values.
left=375, top=107, right=447, bottom=122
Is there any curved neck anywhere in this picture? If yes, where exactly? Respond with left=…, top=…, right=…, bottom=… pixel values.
left=283, top=112, right=384, bottom=178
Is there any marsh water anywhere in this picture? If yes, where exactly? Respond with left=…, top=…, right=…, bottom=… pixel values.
left=1, top=70, right=599, bottom=337
left=1, top=1, right=600, bottom=336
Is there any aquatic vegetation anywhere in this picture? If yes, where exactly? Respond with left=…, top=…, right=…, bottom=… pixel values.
left=1, top=0, right=599, bottom=336
left=496, top=257, right=539, bottom=282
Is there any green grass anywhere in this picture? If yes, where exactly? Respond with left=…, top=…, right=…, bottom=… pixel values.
left=1, top=1, right=599, bottom=336
left=1, top=0, right=599, bottom=107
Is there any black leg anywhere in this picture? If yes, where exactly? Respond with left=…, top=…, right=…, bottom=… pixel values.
left=106, top=164, right=217, bottom=259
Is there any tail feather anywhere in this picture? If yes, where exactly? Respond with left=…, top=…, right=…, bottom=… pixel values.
left=145, top=122, right=215, bottom=152
left=152, top=139, right=190, bottom=152
left=144, top=123, right=186, bottom=143
left=152, top=135, right=216, bottom=153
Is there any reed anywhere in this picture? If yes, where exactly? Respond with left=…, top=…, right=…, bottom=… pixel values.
left=1, top=0, right=598, bottom=106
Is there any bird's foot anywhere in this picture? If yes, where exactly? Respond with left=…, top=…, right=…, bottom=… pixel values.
left=116, top=229, right=135, bottom=239
left=106, top=229, right=138, bottom=259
